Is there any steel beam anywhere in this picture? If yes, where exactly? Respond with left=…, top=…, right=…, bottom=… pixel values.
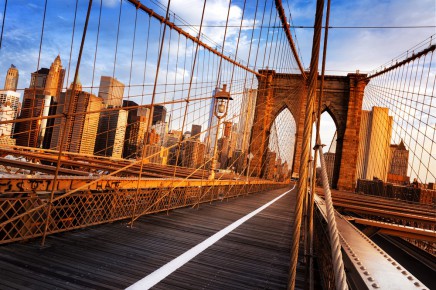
left=354, top=218, right=436, bottom=242
left=0, top=157, right=90, bottom=176
left=367, top=44, right=436, bottom=80
left=315, top=195, right=429, bottom=289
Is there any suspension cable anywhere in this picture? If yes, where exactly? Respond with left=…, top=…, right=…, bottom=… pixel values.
left=307, top=0, right=330, bottom=288
left=274, top=0, right=306, bottom=78
left=288, top=0, right=324, bottom=288
left=41, top=0, right=94, bottom=246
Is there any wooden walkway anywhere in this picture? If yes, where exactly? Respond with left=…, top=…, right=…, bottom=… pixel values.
left=0, top=186, right=307, bottom=289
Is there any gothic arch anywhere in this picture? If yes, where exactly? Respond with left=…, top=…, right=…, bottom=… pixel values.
left=249, top=71, right=368, bottom=190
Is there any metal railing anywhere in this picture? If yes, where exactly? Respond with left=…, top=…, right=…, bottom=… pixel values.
left=0, top=178, right=285, bottom=244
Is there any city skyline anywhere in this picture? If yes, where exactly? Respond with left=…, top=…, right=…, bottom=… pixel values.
left=0, top=55, right=291, bottom=178
left=0, top=54, right=430, bottom=184
left=0, top=0, right=433, bottom=183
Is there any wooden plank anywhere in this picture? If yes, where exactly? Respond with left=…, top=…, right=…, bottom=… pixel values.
left=0, top=187, right=310, bottom=289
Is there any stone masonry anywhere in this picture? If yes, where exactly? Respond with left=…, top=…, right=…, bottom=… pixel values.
left=249, top=70, right=368, bottom=190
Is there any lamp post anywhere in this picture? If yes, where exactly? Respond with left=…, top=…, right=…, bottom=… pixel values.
left=209, top=84, right=232, bottom=180
left=246, top=152, right=254, bottom=184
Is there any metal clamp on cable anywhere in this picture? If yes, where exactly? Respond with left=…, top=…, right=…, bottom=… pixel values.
left=313, top=143, right=325, bottom=150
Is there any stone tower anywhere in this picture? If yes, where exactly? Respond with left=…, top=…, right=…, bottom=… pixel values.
left=4, top=64, right=19, bottom=91
left=44, top=55, right=65, bottom=98
left=15, top=55, right=65, bottom=148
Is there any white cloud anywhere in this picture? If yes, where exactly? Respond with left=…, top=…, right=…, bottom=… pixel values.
left=162, top=0, right=255, bottom=56
left=102, top=0, right=119, bottom=8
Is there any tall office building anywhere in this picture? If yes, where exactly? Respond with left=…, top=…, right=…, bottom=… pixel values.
left=228, top=123, right=238, bottom=162
left=98, top=76, right=124, bottom=108
left=356, top=107, right=393, bottom=182
left=0, top=90, right=20, bottom=120
left=144, top=144, right=168, bottom=165
left=237, top=89, right=257, bottom=152
left=217, top=121, right=238, bottom=170
left=0, top=102, right=16, bottom=145
left=122, top=100, right=150, bottom=159
left=153, top=121, right=168, bottom=146
left=94, top=109, right=128, bottom=158
left=44, top=55, right=65, bottom=97
left=263, top=150, right=277, bottom=180
left=205, top=90, right=219, bottom=155
left=152, top=105, right=167, bottom=125
left=217, top=136, right=230, bottom=169
left=50, top=89, right=103, bottom=155
left=191, top=124, right=201, bottom=140
left=165, top=130, right=182, bottom=146
left=182, top=140, right=206, bottom=168
left=279, top=161, right=290, bottom=181
left=4, top=64, right=19, bottom=91
left=230, top=149, right=247, bottom=174
left=387, top=140, right=409, bottom=184
left=147, top=128, right=160, bottom=145
left=223, top=121, right=232, bottom=138
left=323, top=152, right=335, bottom=186
left=165, top=130, right=182, bottom=166
left=15, top=56, right=65, bottom=148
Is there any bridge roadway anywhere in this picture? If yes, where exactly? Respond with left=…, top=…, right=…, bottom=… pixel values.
left=0, top=186, right=310, bottom=289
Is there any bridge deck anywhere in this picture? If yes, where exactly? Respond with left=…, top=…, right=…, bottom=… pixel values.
left=0, top=186, right=308, bottom=289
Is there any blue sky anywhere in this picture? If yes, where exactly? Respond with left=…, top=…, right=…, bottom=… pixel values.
left=1, top=0, right=434, bottom=93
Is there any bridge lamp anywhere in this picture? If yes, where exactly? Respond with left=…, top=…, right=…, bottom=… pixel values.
left=213, top=84, right=232, bottom=118
left=209, top=84, right=233, bottom=180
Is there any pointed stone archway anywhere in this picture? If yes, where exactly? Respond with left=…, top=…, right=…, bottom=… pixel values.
left=249, top=70, right=368, bottom=190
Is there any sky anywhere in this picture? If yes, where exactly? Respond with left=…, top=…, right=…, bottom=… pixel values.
left=1, top=0, right=434, bottom=90
left=0, top=0, right=434, bottom=179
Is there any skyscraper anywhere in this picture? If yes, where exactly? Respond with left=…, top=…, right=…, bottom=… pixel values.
left=387, top=140, right=409, bottom=184
left=44, top=55, right=65, bottom=98
left=0, top=90, right=20, bottom=120
left=223, top=121, right=232, bottom=138
left=94, top=109, right=128, bottom=158
left=191, top=124, right=201, bottom=140
left=205, top=90, right=219, bottom=155
left=165, top=130, right=182, bottom=166
left=143, top=144, right=168, bottom=165
left=230, top=149, right=247, bottom=174
left=182, top=140, right=206, bottom=168
left=15, top=56, right=65, bottom=148
left=227, top=123, right=238, bottom=161
left=323, top=152, right=335, bottom=186
left=0, top=102, right=16, bottom=145
left=153, top=121, right=168, bottom=146
left=4, top=64, right=19, bottom=91
left=152, top=105, right=167, bottom=125
left=50, top=88, right=103, bottom=155
left=217, top=136, right=230, bottom=169
left=98, top=76, right=125, bottom=108
left=237, top=89, right=257, bottom=152
left=263, top=150, right=277, bottom=180
left=122, top=100, right=150, bottom=159
left=356, top=107, right=393, bottom=182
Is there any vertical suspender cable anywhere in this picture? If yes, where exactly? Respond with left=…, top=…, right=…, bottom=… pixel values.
left=41, top=0, right=93, bottom=246
left=170, top=0, right=208, bottom=212
left=131, top=0, right=172, bottom=225
left=0, top=0, right=7, bottom=49
left=307, top=0, right=331, bottom=289
left=288, top=0, right=324, bottom=289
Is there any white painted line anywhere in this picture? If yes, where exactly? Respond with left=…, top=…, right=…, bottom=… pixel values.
left=126, top=184, right=296, bottom=290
